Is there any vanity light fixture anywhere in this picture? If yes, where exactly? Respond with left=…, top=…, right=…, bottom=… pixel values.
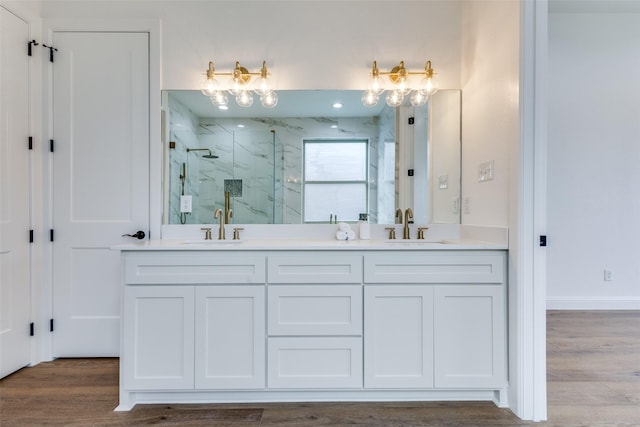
left=362, top=60, right=437, bottom=107
left=200, top=60, right=278, bottom=108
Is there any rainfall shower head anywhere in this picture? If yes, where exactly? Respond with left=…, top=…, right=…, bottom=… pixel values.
left=186, top=148, right=219, bottom=159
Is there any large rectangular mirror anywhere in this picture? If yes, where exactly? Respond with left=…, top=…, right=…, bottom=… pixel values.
left=162, top=90, right=460, bottom=225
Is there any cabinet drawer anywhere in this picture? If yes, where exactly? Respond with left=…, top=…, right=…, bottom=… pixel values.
left=124, top=252, right=266, bottom=284
left=268, top=254, right=363, bottom=284
left=268, top=337, right=363, bottom=389
left=268, top=285, right=362, bottom=336
left=364, top=252, right=505, bottom=284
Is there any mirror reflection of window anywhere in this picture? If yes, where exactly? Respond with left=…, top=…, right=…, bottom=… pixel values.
left=303, top=139, right=368, bottom=223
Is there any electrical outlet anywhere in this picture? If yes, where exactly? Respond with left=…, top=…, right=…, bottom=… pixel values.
left=604, top=269, right=613, bottom=281
left=463, top=197, right=471, bottom=214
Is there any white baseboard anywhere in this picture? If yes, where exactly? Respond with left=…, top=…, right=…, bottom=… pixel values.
left=547, top=297, right=640, bottom=310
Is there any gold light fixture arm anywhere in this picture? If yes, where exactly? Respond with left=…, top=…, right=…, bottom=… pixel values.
left=373, top=60, right=436, bottom=80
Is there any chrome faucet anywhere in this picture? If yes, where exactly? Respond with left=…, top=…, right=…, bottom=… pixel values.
left=403, top=208, right=414, bottom=239
left=214, top=208, right=226, bottom=240
left=224, top=191, right=233, bottom=224
left=395, top=209, right=403, bottom=224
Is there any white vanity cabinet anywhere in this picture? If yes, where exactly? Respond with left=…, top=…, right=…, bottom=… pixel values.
left=118, top=246, right=507, bottom=410
left=364, top=252, right=507, bottom=390
left=266, top=254, right=364, bottom=389
left=121, top=252, right=266, bottom=396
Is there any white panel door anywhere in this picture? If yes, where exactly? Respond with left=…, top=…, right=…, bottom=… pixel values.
left=364, top=285, right=434, bottom=389
left=52, top=32, right=149, bottom=356
left=0, top=7, right=31, bottom=378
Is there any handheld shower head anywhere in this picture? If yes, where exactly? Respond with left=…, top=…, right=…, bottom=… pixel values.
left=186, top=147, right=219, bottom=159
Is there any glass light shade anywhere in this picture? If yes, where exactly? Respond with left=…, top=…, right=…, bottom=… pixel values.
left=236, top=90, right=254, bottom=107
left=200, top=77, right=220, bottom=97
left=362, top=90, right=379, bottom=107
left=229, top=77, right=248, bottom=96
left=253, top=75, right=272, bottom=96
left=409, top=90, right=428, bottom=106
left=209, top=91, right=228, bottom=107
left=395, top=77, right=411, bottom=96
left=368, top=75, right=385, bottom=95
left=260, top=91, right=278, bottom=108
left=419, top=75, right=438, bottom=96
left=385, top=90, right=404, bottom=107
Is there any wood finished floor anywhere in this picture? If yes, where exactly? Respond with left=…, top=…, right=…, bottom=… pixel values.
left=1, top=311, right=639, bottom=426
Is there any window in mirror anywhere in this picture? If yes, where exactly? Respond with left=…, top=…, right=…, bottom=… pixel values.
left=303, top=139, right=368, bottom=222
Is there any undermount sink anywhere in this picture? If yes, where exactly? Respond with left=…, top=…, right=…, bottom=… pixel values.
left=383, top=239, right=449, bottom=244
left=182, top=239, right=244, bottom=245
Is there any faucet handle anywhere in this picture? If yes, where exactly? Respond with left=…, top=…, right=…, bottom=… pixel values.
left=417, top=227, right=429, bottom=240
left=385, top=227, right=397, bottom=240
left=233, top=227, right=244, bottom=240
left=200, top=227, right=212, bottom=240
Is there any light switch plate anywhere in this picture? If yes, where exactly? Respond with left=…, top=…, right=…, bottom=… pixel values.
left=478, top=160, right=494, bottom=182
left=180, top=195, right=192, bottom=213
left=439, top=174, right=449, bottom=189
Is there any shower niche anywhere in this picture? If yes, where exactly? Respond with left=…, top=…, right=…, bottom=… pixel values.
left=165, top=95, right=283, bottom=224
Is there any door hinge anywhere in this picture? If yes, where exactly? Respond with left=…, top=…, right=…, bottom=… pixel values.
left=29, top=229, right=34, bottom=243
left=30, top=322, right=35, bottom=336
left=29, top=136, right=33, bottom=150
left=50, top=139, right=54, bottom=153
left=28, top=40, right=39, bottom=56
left=50, top=319, right=54, bottom=332
left=408, top=117, right=415, bottom=125
left=50, top=229, right=54, bottom=242
left=42, top=44, right=58, bottom=62
left=539, top=235, right=547, bottom=247
left=408, top=169, right=414, bottom=177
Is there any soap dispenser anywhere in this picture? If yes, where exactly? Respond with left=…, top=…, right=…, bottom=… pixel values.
left=359, top=213, right=370, bottom=240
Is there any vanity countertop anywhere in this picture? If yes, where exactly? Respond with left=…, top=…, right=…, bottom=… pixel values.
left=113, top=238, right=507, bottom=251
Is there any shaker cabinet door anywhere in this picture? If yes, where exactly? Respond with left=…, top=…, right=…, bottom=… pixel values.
left=195, top=286, right=265, bottom=389
left=433, top=285, right=506, bottom=388
left=364, top=286, right=434, bottom=389
left=122, top=286, right=195, bottom=390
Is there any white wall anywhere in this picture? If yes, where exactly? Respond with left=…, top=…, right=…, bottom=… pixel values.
left=460, top=0, right=519, bottom=228
left=41, top=0, right=462, bottom=91
left=460, top=0, right=523, bottom=416
left=547, top=11, right=640, bottom=309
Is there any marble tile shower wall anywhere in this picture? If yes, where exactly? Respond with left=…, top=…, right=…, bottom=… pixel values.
left=168, top=98, right=201, bottom=224
left=377, top=105, right=396, bottom=224
left=168, top=97, right=395, bottom=225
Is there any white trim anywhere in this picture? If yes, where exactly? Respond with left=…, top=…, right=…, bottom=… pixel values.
left=547, top=297, right=640, bottom=310
left=512, top=0, right=548, bottom=422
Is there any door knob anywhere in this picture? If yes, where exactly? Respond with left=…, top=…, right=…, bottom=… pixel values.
left=122, top=230, right=145, bottom=240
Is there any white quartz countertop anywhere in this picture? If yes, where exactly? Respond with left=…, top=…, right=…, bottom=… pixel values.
left=113, top=238, right=507, bottom=251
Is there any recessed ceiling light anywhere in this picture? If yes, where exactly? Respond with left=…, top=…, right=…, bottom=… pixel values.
left=218, top=105, right=229, bottom=110
left=237, top=124, right=245, bottom=128
left=333, top=102, right=343, bottom=109
left=331, top=125, right=338, bottom=129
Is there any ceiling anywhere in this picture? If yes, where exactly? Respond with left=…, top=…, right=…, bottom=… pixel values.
left=167, top=90, right=387, bottom=119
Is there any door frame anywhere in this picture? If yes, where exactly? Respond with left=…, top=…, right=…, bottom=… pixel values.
left=39, top=18, right=161, bottom=362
